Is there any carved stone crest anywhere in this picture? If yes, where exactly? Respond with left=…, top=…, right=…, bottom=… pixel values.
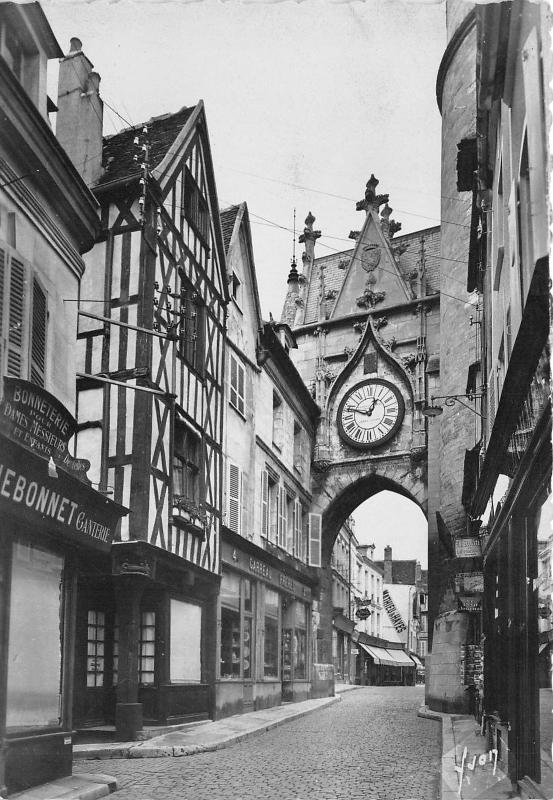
left=362, top=245, right=381, bottom=272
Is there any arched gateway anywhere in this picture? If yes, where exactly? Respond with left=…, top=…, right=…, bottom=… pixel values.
left=281, top=177, right=441, bottom=668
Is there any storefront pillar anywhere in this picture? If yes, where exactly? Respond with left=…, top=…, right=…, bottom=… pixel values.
left=114, top=575, right=147, bottom=740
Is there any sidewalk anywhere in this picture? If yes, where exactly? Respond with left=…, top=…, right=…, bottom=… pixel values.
left=419, top=706, right=523, bottom=800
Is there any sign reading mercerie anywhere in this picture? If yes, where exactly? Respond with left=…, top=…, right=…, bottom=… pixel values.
left=0, top=377, right=91, bottom=482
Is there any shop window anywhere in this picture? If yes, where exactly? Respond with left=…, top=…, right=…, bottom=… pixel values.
left=229, top=353, right=245, bottom=416
left=293, top=602, right=307, bottom=679
left=264, top=588, right=280, bottom=679
left=272, top=391, right=283, bottom=450
left=220, top=571, right=254, bottom=680
left=87, top=610, right=105, bottom=687
left=6, top=542, right=64, bottom=731
left=170, top=599, right=201, bottom=682
left=139, top=611, right=155, bottom=685
left=0, top=247, right=47, bottom=387
left=178, top=286, right=205, bottom=375
left=228, top=462, right=243, bottom=535
left=173, top=420, right=201, bottom=507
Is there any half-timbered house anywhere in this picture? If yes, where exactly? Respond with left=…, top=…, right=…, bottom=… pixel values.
left=56, top=42, right=229, bottom=735
left=218, top=203, right=320, bottom=717
left=0, top=10, right=126, bottom=795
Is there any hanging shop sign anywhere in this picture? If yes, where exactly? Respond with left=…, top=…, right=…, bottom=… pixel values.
left=458, top=594, right=482, bottom=612
left=455, top=536, right=482, bottom=558
left=0, top=433, right=126, bottom=552
left=455, top=572, right=484, bottom=593
left=0, top=377, right=91, bottom=482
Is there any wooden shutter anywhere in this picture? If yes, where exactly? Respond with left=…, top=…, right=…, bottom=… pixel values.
left=286, top=495, right=294, bottom=553
left=230, top=354, right=238, bottom=408
left=6, top=255, right=26, bottom=378
left=308, top=513, right=322, bottom=568
left=237, top=361, right=244, bottom=414
left=30, top=277, right=47, bottom=387
left=293, top=498, right=302, bottom=559
left=228, top=463, right=242, bottom=535
left=277, top=485, right=286, bottom=548
left=261, top=469, right=269, bottom=538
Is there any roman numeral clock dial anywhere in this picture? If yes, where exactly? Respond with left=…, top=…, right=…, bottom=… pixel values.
left=337, top=379, right=405, bottom=449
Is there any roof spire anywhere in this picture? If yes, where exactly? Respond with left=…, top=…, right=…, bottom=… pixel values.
left=287, top=207, right=299, bottom=284
left=356, top=173, right=389, bottom=215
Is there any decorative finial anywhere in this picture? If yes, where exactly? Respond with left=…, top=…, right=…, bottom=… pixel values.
left=299, top=211, right=321, bottom=244
left=356, top=173, right=389, bottom=213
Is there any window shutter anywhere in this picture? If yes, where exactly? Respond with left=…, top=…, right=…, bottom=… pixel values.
left=277, top=485, right=286, bottom=548
left=228, top=463, right=242, bottom=535
left=30, top=277, right=46, bottom=387
left=308, top=513, right=322, bottom=568
left=261, top=469, right=269, bottom=538
left=293, top=498, right=302, bottom=559
left=286, top=496, right=294, bottom=553
left=7, top=256, right=26, bottom=378
left=230, top=354, right=237, bottom=407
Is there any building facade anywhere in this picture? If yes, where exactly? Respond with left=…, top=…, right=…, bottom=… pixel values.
left=468, top=1, right=551, bottom=793
left=0, top=4, right=126, bottom=794
left=282, top=192, right=441, bottom=674
left=56, top=42, right=229, bottom=736
left=216, top=203, right=320, bottom=718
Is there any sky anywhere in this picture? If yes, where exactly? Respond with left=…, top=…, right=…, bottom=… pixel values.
left=43, top=0, right=445, bottom=568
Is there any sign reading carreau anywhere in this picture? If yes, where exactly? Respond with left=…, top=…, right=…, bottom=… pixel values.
left=0, top=433, right=125, bottom=552
left=0, top=377, right=91, bottom=483
left=455, top=536, right=482, bottom=558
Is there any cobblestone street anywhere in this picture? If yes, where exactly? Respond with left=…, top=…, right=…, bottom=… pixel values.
left=79, top=687, right=441, bottom=800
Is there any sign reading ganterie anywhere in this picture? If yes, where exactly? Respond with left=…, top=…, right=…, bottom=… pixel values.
left=455, top=537, right=482, bottom=558
left=0, top=377, right=91, bottom=483
left=0, top=433, right=126, bottom=552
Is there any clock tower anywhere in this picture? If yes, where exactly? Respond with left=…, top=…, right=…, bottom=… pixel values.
left=281, top=175, right=441, bottom=664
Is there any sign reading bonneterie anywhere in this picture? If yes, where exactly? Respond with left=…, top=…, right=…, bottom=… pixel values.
left=0, top=377, right=91, bottom=483
left=0, top=433, right=124, bottom=552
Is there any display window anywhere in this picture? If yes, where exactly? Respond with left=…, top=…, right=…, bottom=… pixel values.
left=170, top=599, right=202, bottom=683
left=6, top=541, right=64, bottom=732
left=264, top=587, right=280, bottom=679
left=220, top=570, right=254, bottom=680
left=282, top=600, right=308, bottom=680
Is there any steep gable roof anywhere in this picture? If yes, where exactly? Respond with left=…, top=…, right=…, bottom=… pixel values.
left=99, top=105, right=196, bottom=186
left=220, top=204, right=241, bottom=253
left=297, top=225, right=441, bottom=327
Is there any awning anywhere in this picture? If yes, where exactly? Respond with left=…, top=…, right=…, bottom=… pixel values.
left=358, top=643, right=398, bottom=667
left=384, top=648, right=416, bottom=667
left=333, top=613, right=355, bottom=635
left=410, top=654, right=424, bottom=668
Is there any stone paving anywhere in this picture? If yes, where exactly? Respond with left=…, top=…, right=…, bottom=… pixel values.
left=77, top=686, right=441, bottom=800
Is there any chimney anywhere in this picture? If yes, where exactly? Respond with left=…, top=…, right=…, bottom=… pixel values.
left=384, top=545, right=392, bottom=584
left=56, top=38, right=103, bottom=186
left=366, top=543, right=376, bottom=561
left=415, top=561, right=422, bottom=585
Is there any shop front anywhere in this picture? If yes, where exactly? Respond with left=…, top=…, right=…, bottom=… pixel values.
left=0, top=379, right=127, bottom=796
left=215, top=529, right=316, bottom=719
left=355, top=634, right=416, bottom=686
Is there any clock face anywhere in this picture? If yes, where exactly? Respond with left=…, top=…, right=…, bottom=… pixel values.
left=337, top=379, right=405, bottom=448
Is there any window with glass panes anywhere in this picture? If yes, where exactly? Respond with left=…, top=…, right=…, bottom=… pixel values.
left=264, top=588, right=280, bottom=679
left=173, top=420, right=201, bottom=505
left=139, top=611, right=155, bottom=684
left=229, top=353, right=245, bottom=416
left=220, top=571, right=254, bottom=679
left=87, top=610, right=105, bottom=687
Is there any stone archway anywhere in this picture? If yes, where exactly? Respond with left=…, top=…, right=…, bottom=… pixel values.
left=310, top=454, right=427, bottom=664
